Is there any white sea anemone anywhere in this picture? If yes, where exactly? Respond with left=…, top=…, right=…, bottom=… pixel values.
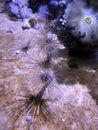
left=79, top=8, right=98, bottom=43
left=63, top=0, right=98, bottom=44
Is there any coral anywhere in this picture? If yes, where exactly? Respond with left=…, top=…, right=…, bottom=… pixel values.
left=38, top=4, right=48, bottom=18
left=9, top=0, right=32, bottom=19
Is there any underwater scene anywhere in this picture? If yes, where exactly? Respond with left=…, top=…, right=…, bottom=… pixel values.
left=0, top=0, right=98, bottom=129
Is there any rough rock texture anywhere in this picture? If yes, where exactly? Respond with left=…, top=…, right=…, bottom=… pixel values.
left=0, top=2, right=98, bottom=130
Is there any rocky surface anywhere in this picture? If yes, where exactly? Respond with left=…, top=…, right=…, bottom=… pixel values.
left=0, top=1, right=98, bottom=130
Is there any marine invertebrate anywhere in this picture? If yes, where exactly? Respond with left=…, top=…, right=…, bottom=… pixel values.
left=9, top=0, right=32, bottom=19
left=28, top=29, right=61, bottom=69
left=21, top=45, right=30, bottom=54
left=8, top=94, right=51, bottom=129
left=28, top=48, right=51, bottom=69
left=1, top=1, right=98, bottom=129
left=12, top=40, right=31, bottom=56
left=57, top=0, right=98, bottom=55
left=31, top=55, right=51, bottom=69
left=7, top=72, right=53, bottom=129
left=41, top=39, right=62, bottom=68
left=63, top=0, right=98, bottom=44
left=78, top=8, right=98, bottom=43
left=40, top=72, right=53, bottom=84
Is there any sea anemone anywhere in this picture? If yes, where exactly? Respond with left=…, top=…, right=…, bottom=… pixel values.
left=78, top=8, right=98, bottom=43
left=63, top=0, right=98, bottom=44
left=5, top=72, right=53, bottom=129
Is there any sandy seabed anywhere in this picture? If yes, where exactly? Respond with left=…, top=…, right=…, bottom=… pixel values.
left=0, top=3, right=98, bottom=130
